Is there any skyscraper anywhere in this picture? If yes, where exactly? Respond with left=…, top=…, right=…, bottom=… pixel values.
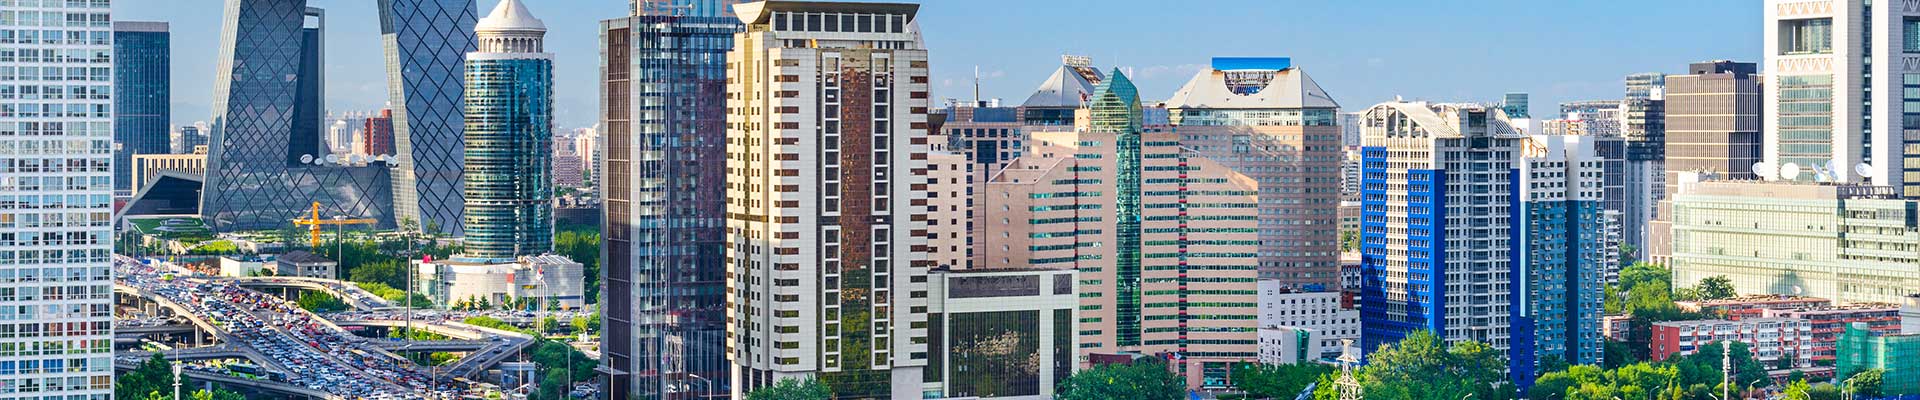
left=724, top=2, right=931, bottom=397
left=1762, top=0, right=1920, bottom=191
left=1621, top=72, right=1666, bottom=259
left=364, top=109, right=395, bottom=156
left=201, top=0, right=396, bottom=231
left=114, top=21, right=169, bottom=195
left=1648, top=60, right=1761, bottom=261
left=1165, top=57, right=1341, bottom=289
left=979, top=70, right=1262, bottom=389
left=380, top=0, right=479, bottom=235
left=0, top=0, right=116, bottom=397
left=461, top=0, right=553, bottom=261
left=1358, top=101, right=1523, bottom=364
left=1515, top=135, right=1608, bottom=380
left=600, top=0, right=739, bottom=397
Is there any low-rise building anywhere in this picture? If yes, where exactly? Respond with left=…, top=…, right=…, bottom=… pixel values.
left=1648, top=318, right=1812, bottom=367
left=925, top=268, right=1078, bottom=400
left=1676, top=295, right=1833, bottom=320
left=1258, top=326, right=1323, bottom=366
left=217, top=256, right=266, bottom=277
left=1837, top=322, right=1920, bottom=396
left=1602, top=315, right=1632, bottom=341
left=131, top=151, right=206, bottom=192
left=1905, top=295, right=1920, bottom=334
left=1762, top=304, right=1903, bottom=364
left=416, top=254, right=585, bottom=310
left=272, top=250, right=337, bottom=279
left=1258, top=280, right=1357, bottom=360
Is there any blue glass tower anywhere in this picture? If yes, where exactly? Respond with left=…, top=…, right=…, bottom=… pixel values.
left=114, top=21, right=169, bottom=195
left=461, top=0, right=553, bottom=260
left=380, top=0, right=478, bottom=236
left=202, top=0, right=395, bottom=231
left=600, top=1, right=739, bottom=398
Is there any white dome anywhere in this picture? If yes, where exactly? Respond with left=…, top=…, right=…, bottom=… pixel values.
left=477, top=0, right=545, bottom=32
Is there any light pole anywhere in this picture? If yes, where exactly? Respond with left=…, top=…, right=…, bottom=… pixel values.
left=332, top=215, right=346, bottom=275
left=171, top=361, right=182, bottom=400
left=689, top=373, right=714, bottom=400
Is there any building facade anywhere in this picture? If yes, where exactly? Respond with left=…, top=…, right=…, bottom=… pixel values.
left=113, top=21, right=168, bottom=196
left=0, top=0, right=117, bottom=397
left=380, top=0, right=479, bottom=235
left=1516, top=135, right=1609, bottom=374
left=1648, top=318, right=1812, bottom=366
left=599, top=0, right=739, bottom=398
left=417, top=254, right=586, bottom=310
left=1165, top=57, right=1342, bottom=289
left=1622, top=73, right=1666, bottom=257
left=1256, top=281, right=1358, bottom=360
left=131, top=152, right=206, bottom=192
left=1764, top=0, right=1920, bottom=192
left=1358, top=102, right=1523, bottom=373
left=925, top=268, right=1078, bottom=400
left=201, top=0, right=396, bottom=231
left=1837, top=322, right=1920, bottom=396
left=1763, top=304, right=1903, bottom=364
left=461, top=0, right=553, bottom=261
left=723, top=2, right=933, bottom=398
left=1650, top=60, right=1762, bottom=261
left=1670, top=181, right=1920, bottom=304
left=979, top=71, right=1261, bottom=389
left=171, top=122, right=207, bottom=154
left=362, top=109, right=395, bottom=156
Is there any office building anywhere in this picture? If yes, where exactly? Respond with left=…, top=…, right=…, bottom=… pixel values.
left=723, top=2, right=932, bottom=398
left=936, top=103, right=1021, bottom=270
left=1838, top=322, right=1920, bottom=396
left=1670, top=181, right=1920, bottom=304
left=1558, top=100, right=1623, bottom=136
left=381, top=0, right=479, bottom=235
left=131, top=152, right=207, bottom=192
left=363, top=109, right=395, bottom=156
left=1648, top=318, right=1812, bottom=366
left=1257, top=327, right=1324, bottom=366
left=417, top=254, right=586, bottom=310
left=328, top=112, right=367, bottom=155
left=114, top=21, right=169, bottom=195
left=1649, top=61, right=1762, bottom=261
left=1339, top=112, right=1363, bottom=146
left=1503, top=92, right=1531, bottom=119
left=461, top=0, right=554, bottom=261
left=1019, top=56, right=1103, bottom=126
left=1165, top=57, right=1341, bottom=288
left=1621, top=73, right=1666, bottom=256
left=1358, top=101, right=1523, bottom=373
left=1257, top=281, right=1358, bottom=360
left=0, top=0, right=117, bottom=397
left=552, top=153, right=584, bottom=188
left=979, top=70, right=1260, bottom=389
left=171, top=122, right=208, bottom=154
left=925, top=268, right=1078, bottom=399
left=201, top=0, right=396, bottom=231
left=925, top=139, right=968, bottom=271
left=599, top=0, right=739, bottom=398
left=1763, top=0, right=1920, bottom=192
left=1515, top=135, right=1609, bottom=374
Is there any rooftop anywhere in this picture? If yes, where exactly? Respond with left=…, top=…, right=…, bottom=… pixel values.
left=476, top=0, right=545, bottom=32
left=276, top=250, right=336, bottom=265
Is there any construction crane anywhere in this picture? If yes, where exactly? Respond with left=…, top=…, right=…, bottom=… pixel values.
left=292, top=202, right=377, bottom=248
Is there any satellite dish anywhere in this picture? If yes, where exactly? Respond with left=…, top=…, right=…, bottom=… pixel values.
left=1781, top=162, right=1802, bottom=181
left=325, top=154, right=340, bottom=164
left=350, top=154, right=364, bottom=164
left=1856, top=163, right=1876, bottom=178
left=1752, top=162, right=1776, bottom=180
left=299, top=154, right=314, bottom=164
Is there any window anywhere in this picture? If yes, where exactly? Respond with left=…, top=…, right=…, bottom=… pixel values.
left=1909, top=17, right=1920, bottom=53
left=1779, top=18, right=1832, bottom=55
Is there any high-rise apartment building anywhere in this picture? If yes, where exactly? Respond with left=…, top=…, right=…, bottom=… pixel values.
left=113, top=21, right=168, bottom=196
left=461, top=0, right=553, bottom=261
left=1515, top=135, right=1609, bottom=378
left=202, top=0, right=396, bottom=231
left=1358, top=101, right=1523, bottom=370
left=599, top=0, right=738, bottom=397
left=380, top=0, right=479, bottom=235
left=935, top=104, right=1021, bottom=270
left=1165, top=57, right=1341, bottom=288
left=1762, top=0, right=1920, bottom=192
left=723, top=2, right=932, bottom=398
left=1649, top=61, right=1761, bottom=261
left=0, top=0, right=117, bottom=397
left=980, top=71, right=1261, bottom=389
left=363, top=109, right=395, bottom=156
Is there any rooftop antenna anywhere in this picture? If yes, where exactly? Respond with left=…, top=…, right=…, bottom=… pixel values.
left=973, top=65, right=981, bottom=106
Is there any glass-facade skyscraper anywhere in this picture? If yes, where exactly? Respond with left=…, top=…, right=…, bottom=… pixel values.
left=461, top=0, right=553, bottom=260
left=0, top=0, right=117, bottom=397
left=113, top=21, right=168, bottom=195
left=380, top=0, right=478, bottom=235
left=600, top=0, right=738, bottom=398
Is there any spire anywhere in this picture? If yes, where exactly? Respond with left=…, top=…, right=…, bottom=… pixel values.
left=478, top=0, right=546, bottom=33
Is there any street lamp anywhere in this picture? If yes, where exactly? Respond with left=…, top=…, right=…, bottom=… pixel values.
left=689, top=374, right=715, bottom=399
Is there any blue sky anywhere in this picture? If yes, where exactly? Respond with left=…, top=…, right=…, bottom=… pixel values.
left=120, top=0, right=1763, bottom=129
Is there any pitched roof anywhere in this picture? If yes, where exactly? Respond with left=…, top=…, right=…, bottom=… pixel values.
left=1020, top=64, right=1105, bottom=108
left=477, top=0, right=545, bottom=32
left=277, top=250, right=335, bottom=265
left=1163, top=67, right=1339, bottom=110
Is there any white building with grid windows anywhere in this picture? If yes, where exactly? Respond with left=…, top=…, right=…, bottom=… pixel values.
left=0, top=0, right=118, bottom=398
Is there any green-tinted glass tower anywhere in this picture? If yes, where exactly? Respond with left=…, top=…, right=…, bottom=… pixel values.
left=462, top=0, right=553, bottom=260
left=1089, top=69, right=1144, bottom=346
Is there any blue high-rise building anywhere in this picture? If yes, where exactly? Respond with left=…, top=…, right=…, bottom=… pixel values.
left=1358, top=102, right=1603, bottom=385
left=461, top=0, right=552, bottom=260
left=114, top=21, right=169, bottom=195
left=599, top=0, right=739, bottom=398
left=380, top=0, right=479, bottom=236
left=202, top=0, right=395, bottom=231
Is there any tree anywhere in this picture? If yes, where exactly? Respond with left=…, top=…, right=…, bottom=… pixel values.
left=297, top=291, right=348, bottom=313
left=554, top=228, right=601, bottom=304
left=1356, top=331, right=1512, bottom=399
left=1845, top=368, right=1883, bottom=397
left=1694, top=276, right=1736, bottom=300
left=1055, top=360, right=1185, bottom=400
left=744, top=377, right=831, bottom=400
left=1232, top=362, right=1332, bottom=399
left=348, top=259, right=407, bottom=288
left=1782, top=380, right=1813, bottom=400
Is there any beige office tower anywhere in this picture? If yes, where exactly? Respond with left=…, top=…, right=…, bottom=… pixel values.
left=980, top=70, right=1262, bottom=389
left=926, top=135, right=968, bottom=271
left=724, top=1, right=932, bottom=398
left=1649, top=61, right=1761, bottom=261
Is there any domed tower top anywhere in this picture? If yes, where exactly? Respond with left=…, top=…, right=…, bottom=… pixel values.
left=476, top=0, right=546, bottom=53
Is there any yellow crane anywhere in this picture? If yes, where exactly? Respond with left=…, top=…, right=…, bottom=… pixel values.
left=292, top=202, right=377, bottom=247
